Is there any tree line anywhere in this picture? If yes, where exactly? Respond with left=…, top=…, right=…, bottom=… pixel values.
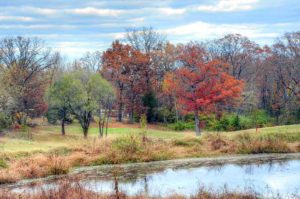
left=0, top=28, right=299, bottom=137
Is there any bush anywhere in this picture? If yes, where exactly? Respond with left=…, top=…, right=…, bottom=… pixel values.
left=168, top=121, right=194, bottom=131
left=157, top=107, right=177, bottom=123
left=0, top=113, right=12, bottom=132
left=202, top=110, right=273, bottom=132
left=0, top=159, right=7, bottom=169
left=45, top=107, right=60, bottom=125
left=173, top=121, right=185, bottom=131
left=166, top=111, right=275, bottom=132
left=112, top=135, right=142, bottom=154
left=250, top=110, right=272, bottom=127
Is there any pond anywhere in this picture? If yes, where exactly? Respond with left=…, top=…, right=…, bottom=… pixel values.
left=8, top=154, right=300, bottom=198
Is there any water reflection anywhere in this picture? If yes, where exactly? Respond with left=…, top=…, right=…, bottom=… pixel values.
left=7, top=158, right=300, bottom=198
left=81, top=160, right=300, bottom=197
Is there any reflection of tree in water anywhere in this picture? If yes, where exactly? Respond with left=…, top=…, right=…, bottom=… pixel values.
left=108, top=165, right=154, bottom=196
left=242, top=159, right=291, bottom=175
left=206, top=164, right=225, bottom=174
left=143, top=176, right=149, bottom=195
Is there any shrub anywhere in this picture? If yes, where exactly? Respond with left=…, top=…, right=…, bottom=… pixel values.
left=48, top=156, right=70, bottom=175
left=250, top=110, right=272, bottom=127
left=0, top=113, right=12, bottom=132
left=45, top=107, right=59, bottom=124
left=173, top=121, right=186, bottom=131
left=112, top=135, right=142, bottom=154
left=215, top=116, right=231, bottom=131
left=0, top=158, right=7, bottom=169
left=205, top=111, right=273, bottom=131
left=168, top=121, right=194, bottom=131
left=157, top=107, right=177, bottom=123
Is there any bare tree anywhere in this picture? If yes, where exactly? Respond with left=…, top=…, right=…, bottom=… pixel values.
left=258, top=32, right=300, bottom=122
left=80, top=51, right=102, bottom=72
left=125, top=27, right=166, bottom=54
left=210, top=34, right=260, bottom=81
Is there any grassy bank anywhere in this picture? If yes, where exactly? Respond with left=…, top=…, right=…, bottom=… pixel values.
left=0, top=123, right=299, bottom=184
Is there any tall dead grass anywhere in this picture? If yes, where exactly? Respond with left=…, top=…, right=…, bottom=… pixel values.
left=235, top=133, right=291, bottom=154
left=0, top=133, right=297, bottom=184
left=0, top=179, right=264, bottom=199
left=0, top=136, right=174, bottom=184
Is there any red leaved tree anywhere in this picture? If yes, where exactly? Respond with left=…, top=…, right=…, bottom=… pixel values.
left=101, top=41, right=149, bottom=122
left=164, top=43, right=244, bottom=135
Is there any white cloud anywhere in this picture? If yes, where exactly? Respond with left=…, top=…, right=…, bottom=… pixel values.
left=158, top=8, right=186, bottom=15
left=66, top=7, right=126, bottom=17
left=112, top=32, right=126, bottom=40
left=128, top=17, right=145, bottom=23
left=163, top=21, right=299, bottom=44
left=52, top=41, right=107, bottom=59
left=24, top=7, right=58, bottom=15
left=0, top=16, right=34, bottom=22
left=197, top=0, right=259, bottom=12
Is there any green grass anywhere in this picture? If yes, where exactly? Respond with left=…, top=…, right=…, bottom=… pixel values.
left=0, top=123, right=299, bottom=154
left=45, top=124, right=188, bottom=139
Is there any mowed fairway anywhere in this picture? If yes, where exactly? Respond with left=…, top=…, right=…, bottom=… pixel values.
left=0, top=122, right=188, bottom=153
left=0, top=122, right=299, bottom=154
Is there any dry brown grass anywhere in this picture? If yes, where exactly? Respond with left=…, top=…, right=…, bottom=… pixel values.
left=0, top=133, right=298, bottom=184
left=0, top=136, right=174, bottom=184
left=0, top=154, right=70, bottom=183
left=235, top=133, right=292, bottom=154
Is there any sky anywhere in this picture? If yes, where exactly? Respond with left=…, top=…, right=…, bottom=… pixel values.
left=0, top=0, right=299, bottom=59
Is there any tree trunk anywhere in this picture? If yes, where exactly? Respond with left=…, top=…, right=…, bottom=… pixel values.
left=98, top=120, right=103, bottom=138
left=194, top=111, right=201, bottom=136
left=83, top=127, right=88, bottom=138
left=174, top=99, right=179, bottom=123
left=117, top=102, right=123, bottom=122
left=105, top=114, right=110, bottom=137
left=61, top=119, right=65, bottom=136
left=129, top=108, right=134, bottom=123
left=98, top=108, right=103, bottom=137
left=117, top=88, right=123, bottom=122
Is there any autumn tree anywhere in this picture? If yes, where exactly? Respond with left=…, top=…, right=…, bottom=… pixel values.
left=126, top=27, right=167, bottom=121
left=164, top=43, right=244, bottom=135
left=0, top=37, right=59, bottom=124
left=162, top=72, right=181, bottom=122
left=101, top=41, right=149, bottom=123
left=258, top=32, right=300, bottom=123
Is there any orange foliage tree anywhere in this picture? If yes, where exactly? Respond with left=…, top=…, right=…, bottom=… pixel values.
left=101, top=41, right=149, bottom=123
left=164, top=43, right=244, bottom=135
